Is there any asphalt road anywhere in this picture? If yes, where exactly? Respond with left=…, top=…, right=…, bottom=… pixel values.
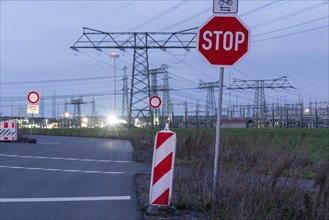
left=0, top=135, right=150, bottom=220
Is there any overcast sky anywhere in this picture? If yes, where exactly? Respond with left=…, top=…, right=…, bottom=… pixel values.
left=1, top=0, right=328, bottom=118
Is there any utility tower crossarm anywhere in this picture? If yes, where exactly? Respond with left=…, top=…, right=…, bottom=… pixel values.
left=198, top=80, right=219, bottom=89
left=70, top=27, right=198, bottom=51
left=227, top=76, right=295, bottom=90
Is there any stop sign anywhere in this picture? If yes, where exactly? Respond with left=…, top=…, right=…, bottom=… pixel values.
left=197, top=16, right=250, bottom=66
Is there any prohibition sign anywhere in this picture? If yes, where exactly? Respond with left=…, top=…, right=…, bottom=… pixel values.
left=149, top=96, right=161, bottom=108
left=28, top=91, right=40, bottom=104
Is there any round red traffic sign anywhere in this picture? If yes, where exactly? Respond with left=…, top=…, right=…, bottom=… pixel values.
left=27, top=91, right=40, bottom=104
left=149, top=96, right=161, bottom=109
left=197, top=16, right=250, bottom=66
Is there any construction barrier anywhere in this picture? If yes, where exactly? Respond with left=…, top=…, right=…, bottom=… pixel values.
left=0, top=120, right=17, bottom=141
left=149, top=124, right=177, bottom=206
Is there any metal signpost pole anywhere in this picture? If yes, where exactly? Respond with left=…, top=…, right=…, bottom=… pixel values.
left=30, top=113, right=33, bottom=136
left=197, top=0, right=249, bottom=209
left=27, top=91, right=40, bottom=137
left=212, top=67, right=224, bottom=202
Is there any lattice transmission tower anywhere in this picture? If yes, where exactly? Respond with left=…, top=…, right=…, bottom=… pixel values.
left=90, top=97, right=96, bottom=127
left=71, top=27, right=197, bottom=128
left=160, top=65, right=172, bottom=126
left=66, top=96, right=88, bottom=128
left=198, top=80, right=219, bottom=127
left=52, top=91, right=56, bottom=119
left=149, top=64, right=169, bottom=127
left=227, top=76, right=295, bottom=126
left=122, top=66, right=129, bottom=117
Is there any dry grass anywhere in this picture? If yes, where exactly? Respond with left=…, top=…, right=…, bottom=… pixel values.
left=134, top=129, right=328, bottom=219
left=173, top=162, right=328, bottom=219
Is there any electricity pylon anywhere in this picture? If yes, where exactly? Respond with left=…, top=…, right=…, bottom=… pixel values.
left=66, top=96, right=87, bottom=128
left=227, top=76, right=295, bottom=126
left=198, top=80, right=219, bottom=127
left=160, top=65, right=172, bottom=126
left=122, top=66, right=129, bottom=117
left=71, top=27, right=197, bottom=128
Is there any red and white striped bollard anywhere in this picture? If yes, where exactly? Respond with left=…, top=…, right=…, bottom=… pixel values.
left=149, top=123, right=177, bottom=206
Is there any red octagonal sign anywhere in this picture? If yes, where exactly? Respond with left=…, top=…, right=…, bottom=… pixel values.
left=197, top=16, right=250, bottom=66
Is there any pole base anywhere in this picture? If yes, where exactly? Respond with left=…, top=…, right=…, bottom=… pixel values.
left=146, top=205, right=159, bottom=215
left=146, top=205, right=179, bottom=216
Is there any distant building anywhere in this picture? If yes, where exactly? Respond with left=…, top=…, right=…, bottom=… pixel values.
left=221, top=119, right=252, bottom=128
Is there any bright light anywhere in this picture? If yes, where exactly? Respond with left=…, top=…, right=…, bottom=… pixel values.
left=81, top=117, right=88, bottom=128
left=304, top=108, right=310, bottom=113
left=64, top=112, right=70, bottom=118
left=107, top=115, right=127, bottom=125
left=134, top=118, right=141, bottom=127
left=110, top=52, right=120, bottom=58
left=107, top=115, right=119, bottom=125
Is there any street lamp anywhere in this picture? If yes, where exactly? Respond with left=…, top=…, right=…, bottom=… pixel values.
left=110, top=52, right=120, bottom=114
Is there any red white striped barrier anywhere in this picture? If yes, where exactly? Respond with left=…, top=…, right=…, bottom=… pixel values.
left=149, top=124, right=177, bottom=206
left=0, top=120, right=17, bottom=141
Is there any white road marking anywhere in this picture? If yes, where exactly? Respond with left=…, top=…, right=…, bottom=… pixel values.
left=37, top=142, right=60, bottom=145
left=65, top=169, right=80, bottom=172
left=0, top=165, right=124, bottom=175
left=26, top=167, right=41, bottom=170
left=9, top=166, right=23, bottom=169
left=66, top=158, right=79, bottom=161
left=0, top=154, right=130, bottom=163
left=80, top=159, right=95, bottom=162
left=0, top=196, right=131, bottom=203
left=51, top=157, right=61, bottom=160
left=46, top=168, right=60, bottom=171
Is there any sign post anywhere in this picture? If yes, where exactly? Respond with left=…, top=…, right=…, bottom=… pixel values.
left=27, top=91, right=40, bottom=136
left=213, top=67, right=224, bottom=200
left=197, top=15, right=250, bottom=202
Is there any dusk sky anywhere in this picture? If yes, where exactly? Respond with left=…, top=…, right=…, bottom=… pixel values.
left=1, top=0, right=328, bottom=118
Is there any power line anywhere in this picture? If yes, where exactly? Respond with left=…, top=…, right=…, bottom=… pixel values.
left=67, top=1, right=327, bottom=103
left=250, top=2, right=328, bottom=29
left=239, top=0, right=286, bottom=17
left=241, top=60, right=328, bottom=89
left=252, top=15, right=328, bottom=38
left=87, top=1, right=136, bottom=27
left=252, top=24, right=328, bottom=42
left=0, top=75, right=119, bottom=85
left=231, top=64, right=328, bottom=101
left=128, top=0, right=189, bottom=31
left=159, top=7, right=211, bottom=31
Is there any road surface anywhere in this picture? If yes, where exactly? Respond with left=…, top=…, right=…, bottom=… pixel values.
left=0, top=135, right=150, bottom=220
